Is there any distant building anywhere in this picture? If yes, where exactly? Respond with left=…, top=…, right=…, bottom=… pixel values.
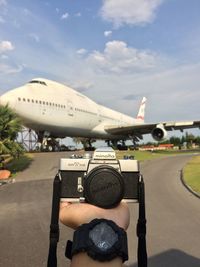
left=139, top=144, right=174, bottom=151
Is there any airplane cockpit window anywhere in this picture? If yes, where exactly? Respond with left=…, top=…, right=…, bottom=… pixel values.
left=29, top=80, right=47, bottom=86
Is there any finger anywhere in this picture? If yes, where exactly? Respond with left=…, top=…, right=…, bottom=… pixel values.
left=60, top=201, right=72, bottom=209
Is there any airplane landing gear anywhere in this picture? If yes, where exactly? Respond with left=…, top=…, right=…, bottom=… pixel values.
left=37, top=131, right=60, bottom=152
left=117, top=140, right=128, bottom=150
left=40, top=138, right=60, bottom=152
left=84, top=139, right=96, bottom=151
left=78, top=138, right=96, bottom=151
left=106, top=140, right=128, bottom=150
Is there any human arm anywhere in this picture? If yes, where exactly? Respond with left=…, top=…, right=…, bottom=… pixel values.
left=59, top=201, right=130, bottom=267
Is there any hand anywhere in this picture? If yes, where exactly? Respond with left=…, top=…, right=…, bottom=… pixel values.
left=59, top=201, right=130, bottom=230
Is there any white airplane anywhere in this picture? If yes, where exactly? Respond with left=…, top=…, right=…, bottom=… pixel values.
left=0, top=78, right=200, bottom=150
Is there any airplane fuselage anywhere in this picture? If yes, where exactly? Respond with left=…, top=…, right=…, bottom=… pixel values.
left=0, top=78, right=137, bottom=140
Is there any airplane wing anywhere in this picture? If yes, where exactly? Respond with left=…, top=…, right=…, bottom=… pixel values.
left=104, top=120, right=200, bottom=140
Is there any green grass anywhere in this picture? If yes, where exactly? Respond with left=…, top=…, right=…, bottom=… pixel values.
left=183, top=156, right=200, bottom=193
left=116, top=149, right=189, bottom=161
left=116, top=150, right=162, bottom=161
left=116, top=149, right=200, bottom=161
left=5, top=153, right=34, bottom=176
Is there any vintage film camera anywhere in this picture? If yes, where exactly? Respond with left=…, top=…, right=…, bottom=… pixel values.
left=59, top=147, right=140, bottom=208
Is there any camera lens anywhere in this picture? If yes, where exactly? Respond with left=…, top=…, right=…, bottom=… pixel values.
left=84, top=165, right=124, bottom=208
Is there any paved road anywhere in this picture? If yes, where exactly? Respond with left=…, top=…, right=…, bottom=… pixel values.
left=0, top=152, right=200, bottom=267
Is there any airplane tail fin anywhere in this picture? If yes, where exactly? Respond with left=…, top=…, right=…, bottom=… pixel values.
left=136, top=97, right=147, bottom=123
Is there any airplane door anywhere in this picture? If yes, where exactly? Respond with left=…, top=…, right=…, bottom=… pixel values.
left=67, top=100, right=74, bottom=116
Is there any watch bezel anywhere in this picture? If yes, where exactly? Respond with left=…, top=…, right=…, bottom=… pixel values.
left=87, top=220, right=122, bottom=261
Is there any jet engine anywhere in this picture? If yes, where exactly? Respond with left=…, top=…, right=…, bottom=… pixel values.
left=151, top=124, right=167, bottom=141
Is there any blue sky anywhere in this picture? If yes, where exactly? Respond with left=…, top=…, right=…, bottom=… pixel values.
left=1, top=0, right=200, bottom=141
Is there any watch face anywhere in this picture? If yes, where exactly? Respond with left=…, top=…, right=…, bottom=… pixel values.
left=89, top=222, right=119, bottom=251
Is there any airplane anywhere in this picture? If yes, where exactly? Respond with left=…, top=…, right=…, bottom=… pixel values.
left=0, top=77, right=200, bottom=151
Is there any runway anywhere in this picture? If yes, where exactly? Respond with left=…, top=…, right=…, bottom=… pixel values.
left=0, top=152, right=200, bottom=267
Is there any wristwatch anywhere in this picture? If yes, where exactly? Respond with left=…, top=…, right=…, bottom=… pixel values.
left=66, top=218, right=128, bottom=262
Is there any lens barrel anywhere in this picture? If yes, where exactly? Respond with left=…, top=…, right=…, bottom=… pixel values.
left=84, top=165, right=124, bottom=208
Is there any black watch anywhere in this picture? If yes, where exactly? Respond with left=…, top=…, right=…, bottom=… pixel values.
left=67, top=218, right=128, bottom=262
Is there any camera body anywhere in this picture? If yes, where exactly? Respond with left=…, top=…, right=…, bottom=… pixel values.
left=59, top=147, right=140, bottom=208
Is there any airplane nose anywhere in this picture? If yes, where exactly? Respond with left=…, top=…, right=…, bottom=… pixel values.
left=0, top=94, right=5, bottom=106
left=0, top=92, right=15, bottom=108
left=0, top=95, right=3, bottom=106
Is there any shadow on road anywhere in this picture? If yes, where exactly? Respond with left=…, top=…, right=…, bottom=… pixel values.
left=127, top=249, right=200, bottom=267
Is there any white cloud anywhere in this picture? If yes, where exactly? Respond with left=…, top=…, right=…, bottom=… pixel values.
left=0, top=41, right=14, bottom=53
left=104, top=30, right=112, bottom=37
left=87, top=40, right=157, bottom=73
left=100, top=0, right=163, bottom=27
left=0, top=63, right=23, bottom=75
left=76, top=48, right=87, bottom=55
left=61, top=12, right=69, bottom=20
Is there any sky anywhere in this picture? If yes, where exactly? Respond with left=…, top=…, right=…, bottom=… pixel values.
left=1, top=0, right=200, bottom=143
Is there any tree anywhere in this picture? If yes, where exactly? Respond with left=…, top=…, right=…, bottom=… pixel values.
left=0, top=105, right=24, bottom=157
left=185, top=132, right=195, bottom=148
left=169, top=136, right=182, bottom=146
left=195, top=136, right=200, bottom=146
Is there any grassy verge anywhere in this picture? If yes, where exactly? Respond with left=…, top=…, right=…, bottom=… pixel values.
left=5, top=153, right=34, bottom=176
left=116, top=150, right=164, bottom=161
left=183, top=156, right=200, bottom=193
left=116, top=149, right=200, bottom=161
left=115, top=149, right=193, bottom=161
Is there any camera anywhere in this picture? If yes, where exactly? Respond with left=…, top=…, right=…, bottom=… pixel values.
left=59, top=147, right=140, bottom=208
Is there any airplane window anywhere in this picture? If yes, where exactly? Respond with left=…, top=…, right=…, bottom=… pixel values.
left=29, top=81, right=39, bottom=84
left=46, top=102, right=48, bottom=105
left=18, top=97, right=21, bottom=101
left=23, top=98, right=26, bottom=101
left=36, top=100, right=38, bottom=103
left=41, top=81, right=47, bottom=85
left=39, top=101, right=42, bottom=104
left=27, top=99, right=30, bottom=102
left=32, top=99, right=34, bottom=103
left=43, top=101, right=45, bottom=105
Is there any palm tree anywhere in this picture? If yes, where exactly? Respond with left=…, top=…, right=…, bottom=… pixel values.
left=0, top=105, right=24, bottom=157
